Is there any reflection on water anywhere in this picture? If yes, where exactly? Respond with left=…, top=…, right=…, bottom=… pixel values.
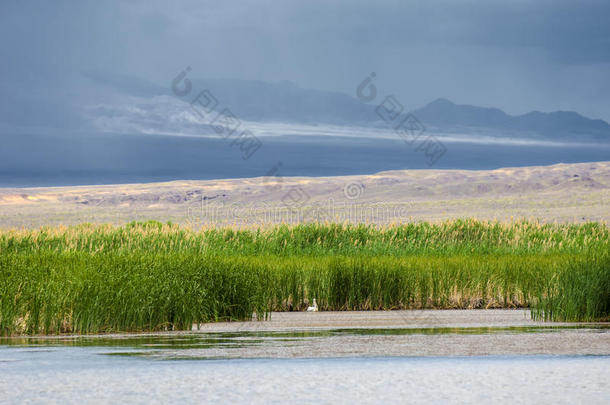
left=1, top=325, right=608, bottom=360
left=2, top=325, right=608, bottom=346
left=1, top=325, right=609, bottom=404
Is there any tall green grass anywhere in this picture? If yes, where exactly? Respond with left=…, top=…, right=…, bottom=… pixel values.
left=0, top=220, right=607, bottom=334
left=532, top=253, right=610, bottom=322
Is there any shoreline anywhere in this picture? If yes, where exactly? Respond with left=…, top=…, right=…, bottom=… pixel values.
left=4, top=309, right=609, bottom=339
left=193, top=309, right=609, bottom=332
left=2, top=310, right=609, bottom=358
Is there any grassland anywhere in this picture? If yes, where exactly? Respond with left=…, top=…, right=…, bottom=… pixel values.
left=0, top=219, right=608, bottom=335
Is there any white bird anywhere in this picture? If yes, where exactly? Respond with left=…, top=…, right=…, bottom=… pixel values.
left=306, top=298, right=318, bottom=312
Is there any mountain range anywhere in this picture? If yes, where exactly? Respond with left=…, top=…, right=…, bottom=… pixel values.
left=1, top=72, right=609, bottom=142
left=94, top=73, right=610, bottom=141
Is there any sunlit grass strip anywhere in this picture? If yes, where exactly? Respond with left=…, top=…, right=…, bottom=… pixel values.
left=1, top=219, right=608, bottom=256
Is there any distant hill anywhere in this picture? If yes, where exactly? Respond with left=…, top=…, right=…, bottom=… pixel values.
left=413, top=98, right=610, bottom=140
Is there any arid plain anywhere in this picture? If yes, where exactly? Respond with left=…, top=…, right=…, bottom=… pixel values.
left=1, top=161, right=608, bottom=228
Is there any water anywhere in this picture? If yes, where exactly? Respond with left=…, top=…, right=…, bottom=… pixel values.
left=2, top=132, right=609, bottom=187
left=1, top=349, right=609, bottom=404
left=1, top=325, right=609, bottom=404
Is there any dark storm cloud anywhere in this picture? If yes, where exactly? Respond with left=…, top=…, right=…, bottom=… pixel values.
left=1, top=0, right=609, bottom=121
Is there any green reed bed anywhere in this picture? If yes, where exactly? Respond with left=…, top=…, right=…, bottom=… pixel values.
left=0, top=220, right=608, bottom=334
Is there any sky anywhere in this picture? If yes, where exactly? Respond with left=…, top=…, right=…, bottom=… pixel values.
left=1, top=0, right=610, bottom=121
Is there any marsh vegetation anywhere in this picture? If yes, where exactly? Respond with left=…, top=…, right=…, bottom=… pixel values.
left=0, top=219, right=608, bottom=334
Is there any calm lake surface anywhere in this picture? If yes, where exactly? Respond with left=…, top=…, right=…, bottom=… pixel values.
left=2, top=133, right=609, bottom=187
left=1, top=349, right=609, bottom=404
left=1, top=315, right=609, bottom=404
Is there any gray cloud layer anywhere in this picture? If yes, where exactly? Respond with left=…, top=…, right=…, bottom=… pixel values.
left=1, top=0, right=610, bottom=121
